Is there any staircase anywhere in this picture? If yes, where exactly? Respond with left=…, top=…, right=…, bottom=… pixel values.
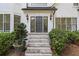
left=25, top=33, right=52, bottom=56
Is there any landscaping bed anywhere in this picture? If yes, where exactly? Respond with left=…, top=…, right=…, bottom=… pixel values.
left=49, top=29, right=79, bottom=56
left=61, top=43, right=79, bottom=56
left=7, top=47, right=25, bottom=56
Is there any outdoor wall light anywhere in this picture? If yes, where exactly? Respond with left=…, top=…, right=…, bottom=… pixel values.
left=50, top=14, right=52, bottom=20
left=52, top=7, right=57, bottom=15
left=26, top=14, right=29, bottom=20
left=52, top=7, right=57, bottom=28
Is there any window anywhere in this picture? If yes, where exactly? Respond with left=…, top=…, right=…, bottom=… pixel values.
left=73, top=3, right=79, bottom=6
left=14, top=15, right=20, bottom=29
left=0, top=14, right=10, bottom=32
left=0, top=14, right=3, bottom=32
left=31, top=3, right=47, bottom=7
left=55, top=17, right=77, bottom=31
left=4, top=14, right=10, bottom=32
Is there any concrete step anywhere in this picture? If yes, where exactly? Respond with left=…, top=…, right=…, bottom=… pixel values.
left=28, top=39, right=49, bottom=43
left=25, top=33, right=52, bottom=56
left=25, top=53, right=52, bottom=56
left=27, top=34, right=49, bottom=39
left=27, top=47, right=50, bottom=49
left=27, top=36, right=49, bottom=39
left=25, top=48, right=52, bottom=54
left=27, top=43, right=50, bottom=47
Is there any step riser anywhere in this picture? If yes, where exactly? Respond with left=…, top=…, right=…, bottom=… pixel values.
left=25, top=54, right=52, bottom=56
left=27, top=44, right=50, bottom=47
left=27, top=35, right=49, bottom=39
left=28, top=40, right=49, bottom=43
left=28, top=37, right=49, bottom=39
left=28, top=39, right=49, bottom=41
left=26, top=51, right=52, bottom=54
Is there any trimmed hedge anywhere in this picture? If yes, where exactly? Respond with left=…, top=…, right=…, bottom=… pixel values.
left=49, top=29, right=68, bottom=55
left=49, top=29, right=79, bottom=55
left=0, top=32, right=15, bottom=55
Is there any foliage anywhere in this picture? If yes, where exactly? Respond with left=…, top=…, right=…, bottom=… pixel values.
left=67, top=31, right=79, bottom=43
left=0, top=32, right=15, bottom=55
left=14, top=23, right=28, bottom=51
left=49, top=29, right=68, bottom=55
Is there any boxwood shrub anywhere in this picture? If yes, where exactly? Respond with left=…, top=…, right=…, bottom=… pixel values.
left=49, top=29, right=79, bottom=55
left=0, top=32, right=15, bottom=55
left=49, top=29, right=68, bottom=55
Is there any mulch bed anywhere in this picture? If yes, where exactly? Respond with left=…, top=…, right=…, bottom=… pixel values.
left=61, top=43, right=79, bottom=56
left=7, top=47, right=25, bottom=56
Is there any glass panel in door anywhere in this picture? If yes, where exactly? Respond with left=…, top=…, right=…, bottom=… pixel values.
left=36, top=16, right=42, bottom=32
left=30, top=16, right=36, bottom=32
left=43, top=16, right=48, bottom=32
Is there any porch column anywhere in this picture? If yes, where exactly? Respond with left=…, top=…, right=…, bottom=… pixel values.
left=10, top=14, right=14, bottom=32
left=77, top=9, right=79, bottom=30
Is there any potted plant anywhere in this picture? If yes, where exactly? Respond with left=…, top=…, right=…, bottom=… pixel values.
left=13, top=23, right=28, bottom=52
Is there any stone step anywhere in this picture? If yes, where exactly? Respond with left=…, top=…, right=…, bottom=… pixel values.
left=25, top=48, right=52, bottom=54
left=28, top=39, right=49, bottom=43
left=25, top=53, right=52, bottom=56
left=27, top=43, right=50, bottom=47
left=25, top=33, right=52, bottom=56
left=27, top=34, right=49, bottom=39
left=28, top=41, right=49, bottom=44
left=27, top=47, right=51, bottom=50
left=27, top=36, right=49, bottom=39
left=28, top=38, right=49, bottom=41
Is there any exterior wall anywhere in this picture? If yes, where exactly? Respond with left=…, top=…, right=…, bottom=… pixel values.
left=55, top=3, right=78, bottom=30
left=0, top=3, right=24, bottom=32
left=0, top=3, right=79, bottom=33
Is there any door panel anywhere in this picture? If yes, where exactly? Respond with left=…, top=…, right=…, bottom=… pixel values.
left=43, top=16, right=48, bottom=32
left=30, top=16, right=36, bottom=32
left=36, top=16, right=42, bottom=32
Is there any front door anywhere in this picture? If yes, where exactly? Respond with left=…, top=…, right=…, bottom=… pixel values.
left=36, top=16, right=42, bottom=32
left=30, top=16, right=48, bottom=32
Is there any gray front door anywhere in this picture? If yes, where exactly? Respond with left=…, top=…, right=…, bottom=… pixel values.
left=30, top=16, right=48, bottom=32
left=36, top=16, right=42, bottom=32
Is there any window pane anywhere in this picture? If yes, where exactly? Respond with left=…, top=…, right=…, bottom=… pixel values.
left=71, top=18, right=77, bottom=31
left=30, top=16, right=36, bottom=32
left=0, top=14, right=3, bottom=32
left=55, top=18, right=61, bottom=30
left=14, top=15, right=20, bottom=29
left=31, top=3, right=47, bottom=7
left=4, top=14, right=10, bottom=32
left=43, top=16, right=48, bottom=32
left=61, top=18, right=66, bottom=30
left=67, top=18, right=71, bottom=31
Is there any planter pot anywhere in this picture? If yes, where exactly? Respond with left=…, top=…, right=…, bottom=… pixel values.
left=74, top=41, right=79, bottom=46
left=13, top=44, right=23, bottom=51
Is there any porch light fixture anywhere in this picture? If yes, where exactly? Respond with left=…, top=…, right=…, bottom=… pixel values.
left=52, top=7, right=57, bottom=15
left=50, top=14, right=52, bottom=20
left=52, top=7, right=57, bottom=28
left=26, top=14, right=29, bottom=20
left=50, top=7, right=57, bottom=20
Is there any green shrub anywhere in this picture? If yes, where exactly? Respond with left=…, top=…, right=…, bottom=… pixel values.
left=0, top=32, right=15, bottom=55
left=49, top=29, right=68, bottom=55
left=49, top=29, right=79, bottom=55
left=67, top=31, right=79, bottom=43
left=14, top=23, right=28, bottom=51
